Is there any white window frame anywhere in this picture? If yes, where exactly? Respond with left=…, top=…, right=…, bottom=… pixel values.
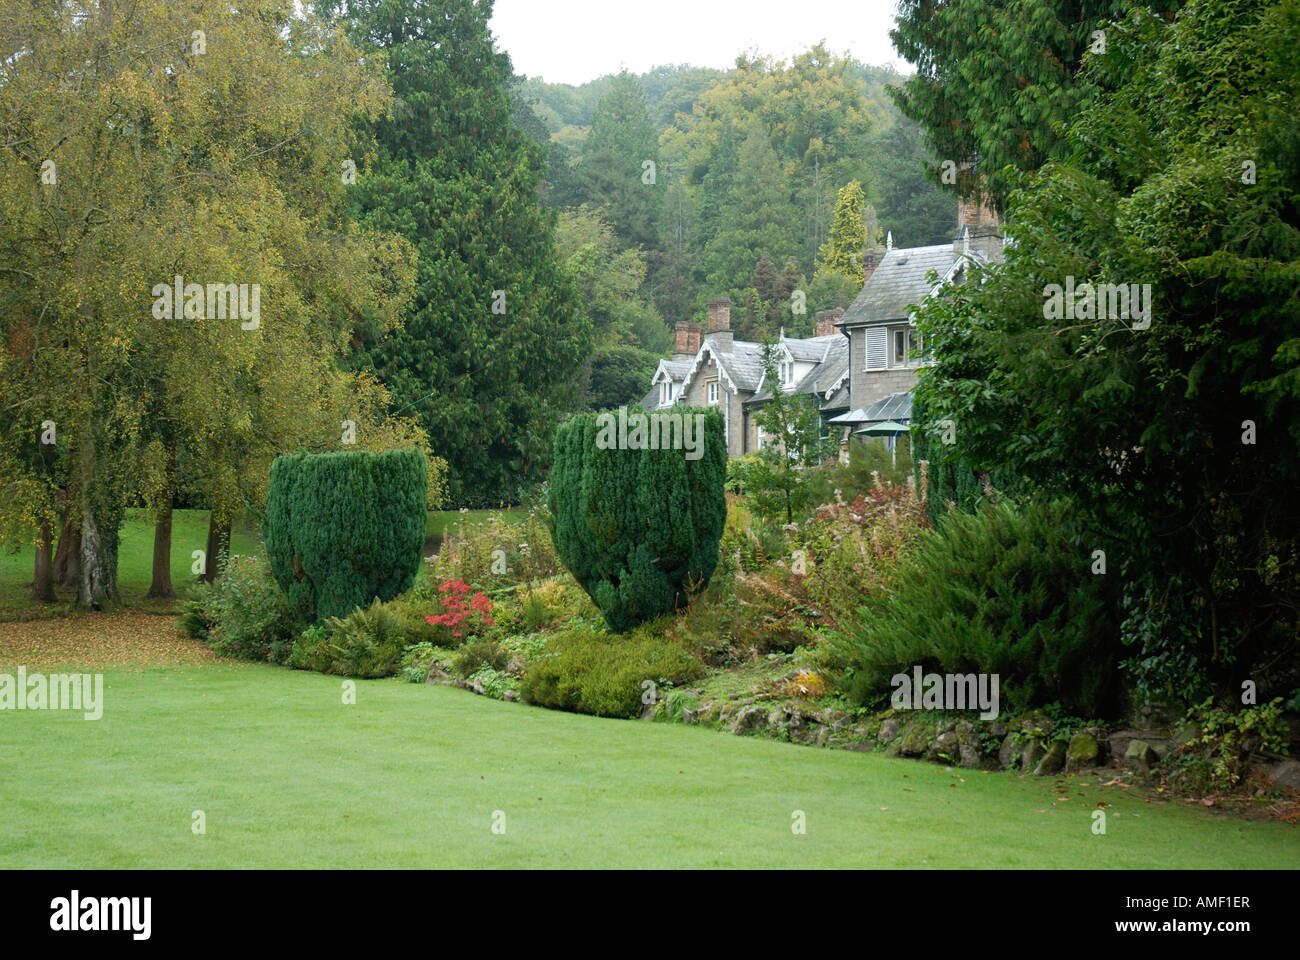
left=707, top=380, right=719, bottom=404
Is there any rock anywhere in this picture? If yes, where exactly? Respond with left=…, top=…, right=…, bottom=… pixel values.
left=681, top=707, right=698, bottom=725
left=1125, top=739, right=1159, bottom=770
left=1145, top=737, right=1174, bottom=760
left=731, top=705, right=767, bottom=736
left=956, top=720, right=975, bottom=736
left=640, top=703, right=656, bottom=720
left=878, top=717, right=902, bottom=744
left=816, top=726, right=830, bottom=748
left=901, top=725, right=930, bottom=757
left=1020, top=738, right=1046, bottom=773
left=1268, top=759, right=1300, bottom=792
left=503, top=689, right=518, bottom=703
left=929, top=731, right=960, bottom=761
left=959, top=744, right=982, bottom=768
left=844, top=742, right=874, bottom=753
left=1065, top=733, right=1102, bottom=772
left=1034, top=739, right=1067, bottom=776
left=988, top=722, right=1008, bottom=738
left=999, top=733, right=1020, bottom=770
left=470, top=678, right=486, bottom=695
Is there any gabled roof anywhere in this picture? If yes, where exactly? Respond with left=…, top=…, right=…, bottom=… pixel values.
left=748, top=335, right=849, bottom=404
left=840, top=243, right=990, bottom=326
left=678, top=337, right=767, bottom=397
left=651, top=359, right=692, bottom=384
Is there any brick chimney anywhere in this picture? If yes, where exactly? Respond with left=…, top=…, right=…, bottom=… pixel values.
left=673, top=320, right=701, bottom=360
left=706, top=297, right=733, bottom=352
left=814, top=307, right=844, bottom=337
left=862, top=248, right=884, bottom=285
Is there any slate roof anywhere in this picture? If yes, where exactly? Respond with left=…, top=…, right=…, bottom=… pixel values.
left=747, top=334, right=849, bottom=404
left=840, top=244, right=973, bottom=326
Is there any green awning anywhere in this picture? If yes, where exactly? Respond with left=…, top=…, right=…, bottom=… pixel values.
left=854, top=420, right=909, bottom=436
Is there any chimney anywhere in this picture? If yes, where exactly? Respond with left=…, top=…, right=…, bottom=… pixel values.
left=814, top=307, right=844, bottom=337
left=673, top=320, right=701, bottom=360
left=706, top=297, right=733, bottom=352
left=863, top=249, right=884, bottom=285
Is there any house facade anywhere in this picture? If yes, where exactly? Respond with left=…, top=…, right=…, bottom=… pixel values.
left=644, top=199, right=1003, bottom=456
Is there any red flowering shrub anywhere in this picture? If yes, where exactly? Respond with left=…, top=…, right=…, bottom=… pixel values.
left=425, top=579, right=495, bottom=642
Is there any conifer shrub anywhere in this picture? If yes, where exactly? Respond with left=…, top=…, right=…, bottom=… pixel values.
left=834, top=499, right=1121, bottom=716
left=548, top=408, right=726, bottom=632
left=520, top=622, right=704, bottom=718
left=264, top=449, right=427, bottom=622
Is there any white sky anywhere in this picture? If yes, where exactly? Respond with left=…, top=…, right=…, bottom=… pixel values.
left=490, top=0, right=912, bottom=86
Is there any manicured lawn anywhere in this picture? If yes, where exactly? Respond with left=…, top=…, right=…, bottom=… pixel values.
left=2, top=662, right=1296, bottom=869
left=0, top=507, right=525, bottom=620
left=0, top=509, right=263, bottom=620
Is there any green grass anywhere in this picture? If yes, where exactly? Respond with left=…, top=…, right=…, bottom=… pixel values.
left=426, top=508, right=527, bottom=542
left=2, top=662, right=1296, bottom=869
left=0, top=507, right=527, bottom=619
left=0, top=509, right=263, bottom=620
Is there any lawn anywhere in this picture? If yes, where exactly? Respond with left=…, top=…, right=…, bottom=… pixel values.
left=0, top=507, right=522, bottom=620
left=2, top=660, right=1297, bottom=869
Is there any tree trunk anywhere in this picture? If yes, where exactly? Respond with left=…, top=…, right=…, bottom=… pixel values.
left=53, top=513, right=81, bottom=586
left=203, top=510, right=231, bottom=583
left=147, top=502, right=175, bottom=599
left=32, top=519, right=56, bottom=602
left=76, top=435, right=116, bottom=610
left=78, top=506, right=114, bottom=609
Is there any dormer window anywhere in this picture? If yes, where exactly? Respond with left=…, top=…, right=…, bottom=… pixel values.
left=660, top=381, right=672, bottom=406
left=780, top=360, right=794, bottom=386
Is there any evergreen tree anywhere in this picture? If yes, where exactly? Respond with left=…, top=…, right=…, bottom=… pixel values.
left=819, top=180, right=867, bottom=284
left=322, top=0, right=593, bottom=505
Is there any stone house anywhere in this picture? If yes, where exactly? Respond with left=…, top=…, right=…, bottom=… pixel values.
left=644, top=199, right=1003, bottom=457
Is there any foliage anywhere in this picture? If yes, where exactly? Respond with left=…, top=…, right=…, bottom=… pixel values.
left=178, top=555, right=300, bottom=664
left=520, top=623, right=704, bottom=718
left=0, top=0, right=417, bottom=606
left=906, top=0, right=1300, bottom=701
left=264, top=449, right=427, bottom=622
left=1179, top=697, right=1290, bottom=791
left=453, top=638, right=511, bottom=679
left=430, top=505, right=559, bottom=592
left=889, top=0, right=1186, bottom=204
left=834, top=500, right=1122, bottom=716
left=321, top=0, right=593, bottom=505
left=818, top=180, right=868, bottom=284
left=548, top=407, right=727, bottom=632
left=290, top=599, right=405, bottom=678
left=426, top=580, right=496, bottom=643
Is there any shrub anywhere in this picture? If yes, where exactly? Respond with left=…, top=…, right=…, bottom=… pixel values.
left=177, top=554, right=300, bottom=664
left=431, top=501, right=561, bottom=592
left=425, top=580, right=495, bottom=642
left=289, top=599, right=405, bottom=678
left=453, top=638, right=510, bottom=679
left=264, top=448, right=427, bottom=622
left=548, top=407, right=727, bottom=632
left=384, top=598, right=443, bottom=646
left=833, top=499, right=1122, bottom=717
left=521, top=622, right=705, bottom=718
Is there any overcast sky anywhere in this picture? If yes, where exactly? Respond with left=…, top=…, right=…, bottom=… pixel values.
left=490, top=0, right=912, bottom=86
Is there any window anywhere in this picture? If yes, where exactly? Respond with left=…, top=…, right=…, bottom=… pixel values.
left=780, top=360, right=793, bottom=385
left=707, top=380, right=719, bottom=404
left=893, top=330, right=907, bottom=365
left=908, top=330, right=924, bottom=366
left=865, top=328, right=888, bottom=371
left=660, top=381, right=672, bottom=406
left=756, top=426, right=766, bottom=450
